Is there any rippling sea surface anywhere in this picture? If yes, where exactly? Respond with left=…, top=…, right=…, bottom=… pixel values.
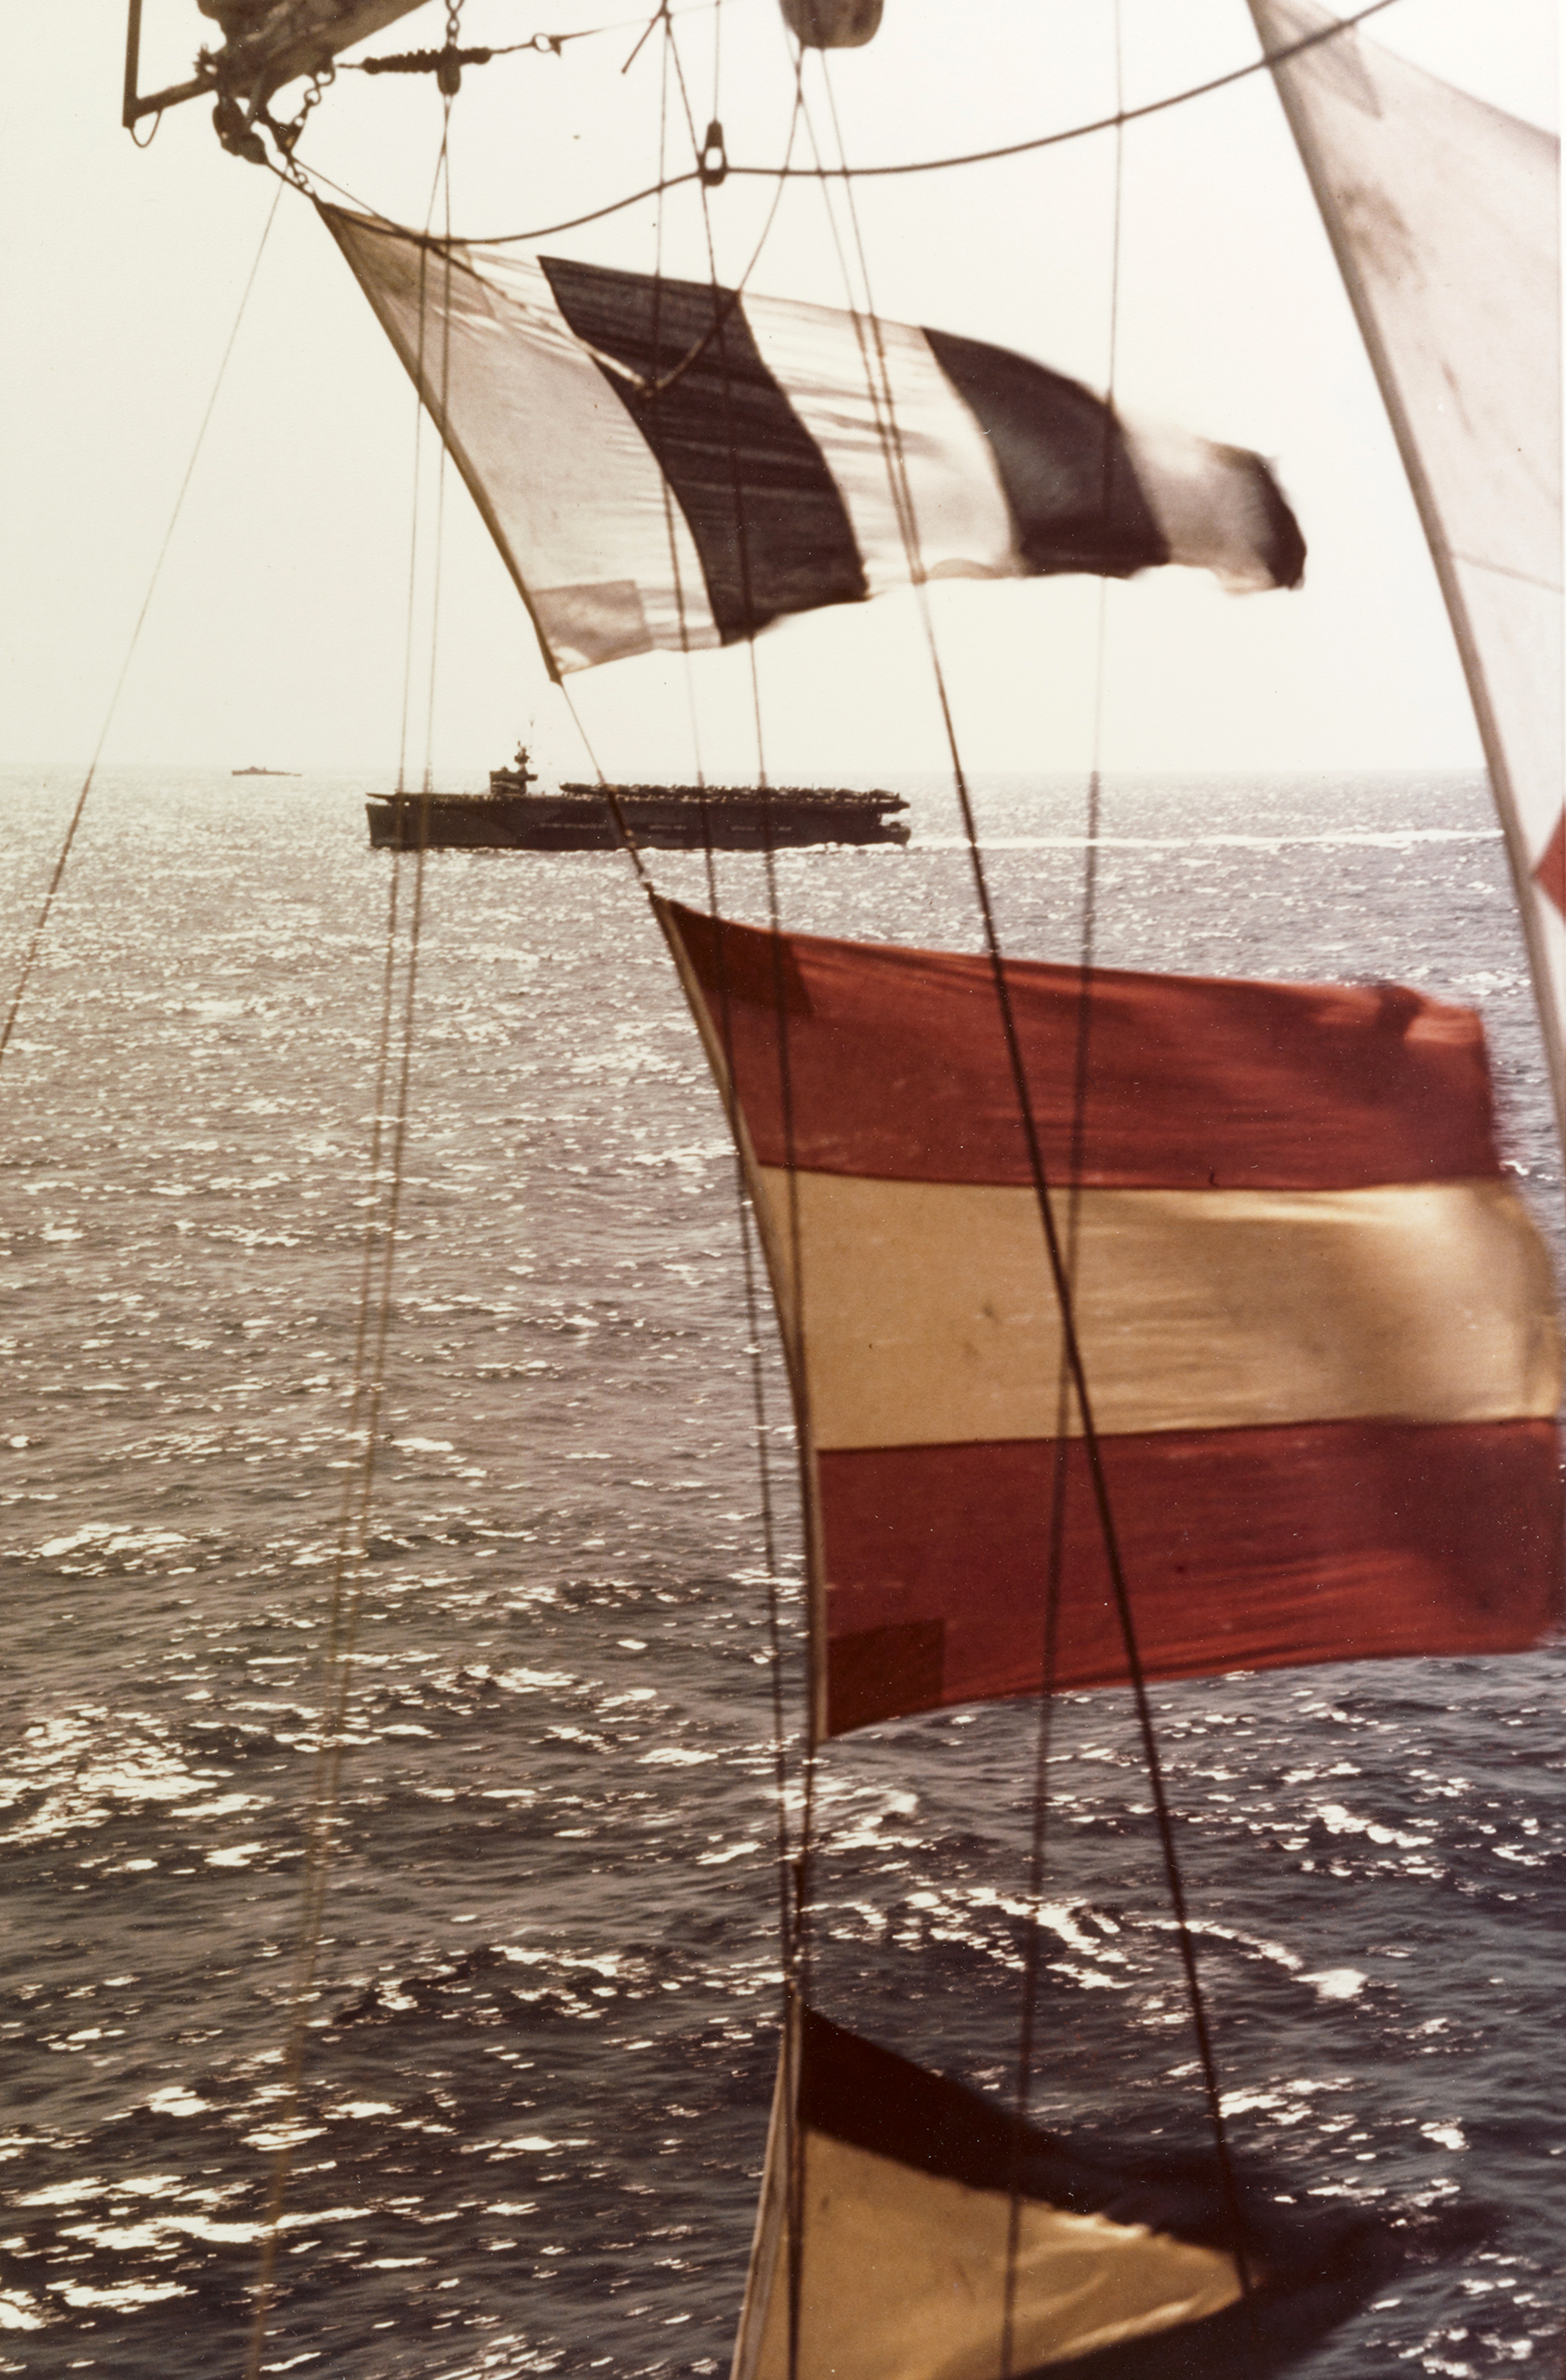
left=0, top=763, right=1561, bottom=2378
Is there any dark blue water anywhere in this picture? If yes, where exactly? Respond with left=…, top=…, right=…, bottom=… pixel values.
left=0, top=765, right=1560, bottom=2376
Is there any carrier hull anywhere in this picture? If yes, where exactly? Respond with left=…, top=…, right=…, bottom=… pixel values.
left=365, top=784, right=910, bottom=851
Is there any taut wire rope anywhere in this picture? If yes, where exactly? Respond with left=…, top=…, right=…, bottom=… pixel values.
left=1002, top=7, right=1121, bottom=2361
left=239, top=811, right=429, bottom=2380
left=420, top=94, right=458, bottom=797
left=645, top=24, right=821, bottom=2375
left=325, top=115, right=454, bottom=1723
left=650, top=2, right=804, bottom=2006
left=394, top=130, right=457, bottom=794
left=650, top=17, right=709, bottom=786
left=243, top=66, right=462, bottom=2380
left=555, top=0, right=818, bottom=2033
left=0, top=180, right=283, bottom=1073
left=803, top=23, right=1258, bottom=2338
left=274, top=0, right=1401, bottom=244
left=625, top=0, right=817, bottom=2016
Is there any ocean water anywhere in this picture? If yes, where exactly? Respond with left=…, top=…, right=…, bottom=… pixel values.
left=0, top=763, right=1560, bottom=2378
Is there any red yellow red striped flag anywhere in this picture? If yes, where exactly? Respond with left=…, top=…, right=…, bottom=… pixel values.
left=660, top=901, right=1563, bottom=1739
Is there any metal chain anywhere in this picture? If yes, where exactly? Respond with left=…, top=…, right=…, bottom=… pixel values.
left=440, top=0, right=466, bottom=95
left=266, top=66, right=332, bottom=181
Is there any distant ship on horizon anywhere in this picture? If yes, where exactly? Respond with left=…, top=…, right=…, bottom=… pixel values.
left=232, top=765, right=299, bottom=777
left=365, top=746, right=910, bottom=852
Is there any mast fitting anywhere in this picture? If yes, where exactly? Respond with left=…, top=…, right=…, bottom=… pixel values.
left=698, top=119, right=729, bottom=187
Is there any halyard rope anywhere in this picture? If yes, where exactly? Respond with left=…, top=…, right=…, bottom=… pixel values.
left=0, top=183, right=282, bottom=1071
left=801, top=25, right=1260, bottom=2357
left=271, top=0, right=1402, bottom=243
left=242, top=74, right=458, bottom=2380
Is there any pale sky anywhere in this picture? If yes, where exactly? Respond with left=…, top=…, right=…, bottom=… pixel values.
left=0, top=0, right=1558, bottom=784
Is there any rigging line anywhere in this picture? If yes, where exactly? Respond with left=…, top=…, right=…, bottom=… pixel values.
left=644, top=8, right=716, bottom=797
left=802, top=69, right=926, bottom=679
left=330, top=0, right=722, bottom=69
left=694, top=828, right=802, bottom=1991
left=747, top=329, right=815, bottom=2380
left=554, top=681, right=654, bottom=890
left=747, top=0, right=1405, bottom=181
left=356, top=835, right=430, bottom=1614
left=299, top=129, right=444, bottom=1894
left=648, top=6, right=799, bottom=1958
left=649, top=0, right=781, bottom=645
left=246, top=90, right=454, bottom=2361
left=728, top=47, right=818, bottom=1971
left=1446, top=550, right=1563, bottom=597
left=244, top=256, right=442, bottom=2380
left=741, top=1164, right=797, bottom=1964
left=809, top=31, right=1259, bottom=2329
left=0, top=180, right=282, bottom=1075
left=667, top=24, right=817, bottom=1840
left=1001, top=545, right=1117, bottom=2360
left=547, top=716, right=799, bottom=1911
left=650, top=19, right=701, bottom=719
left=668, top=35, right=816, bottom=2380
left=494, top=0, right=803, bottom=429
left=398, top=241, right=431, bottom=790
left=241, top=838, right=410, bottom=2380
left=998, top=629, right=1116, bottom=2362
left=655, top=8, right=773, bottom=815
left=658, top=0, right=709, bottom=202
left=622, top=0, right=669, bottom=78
left=659, top=0, right=810, bottom=1726
left=396, top=135, right=455, bottom=791
left=652, top=0, right=690, bottom=141
left=273, top=139, right=696, bottom=245
left=1004, top=10, right=1124, bottom=2360
left=358, top=91, right=456, bottom=1652
left=307, top=121, right=445, bottom=1620
left=946, top=658, right=1257, bottom=2323
left=444, top=41, right=658, bottom=852
left=646, top=7, right=803, bottom=2110
left=649, top=128, right=712, bottom=799
left=333, top=0, right=1403, bottom=244
left=514, top=0, right=802, bottom=916
left=628, top=79, right=804, bottom=403
left=794, top=76, right=919, bottom=583
left=244, top=632, right=438, bottom=2380
left=315, top=857, right=423, bottom=1680
left=421, top=92, right=458, bottom=795
left=254, top=821, right=433, bottom=2380
left=341, top=141, right=445, bottom=1722
left=331, top=847, right=412, bottom=1647
left=243, top=802, right=429, bottom=2380
left=760, top=73, right=909, bottom=2380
